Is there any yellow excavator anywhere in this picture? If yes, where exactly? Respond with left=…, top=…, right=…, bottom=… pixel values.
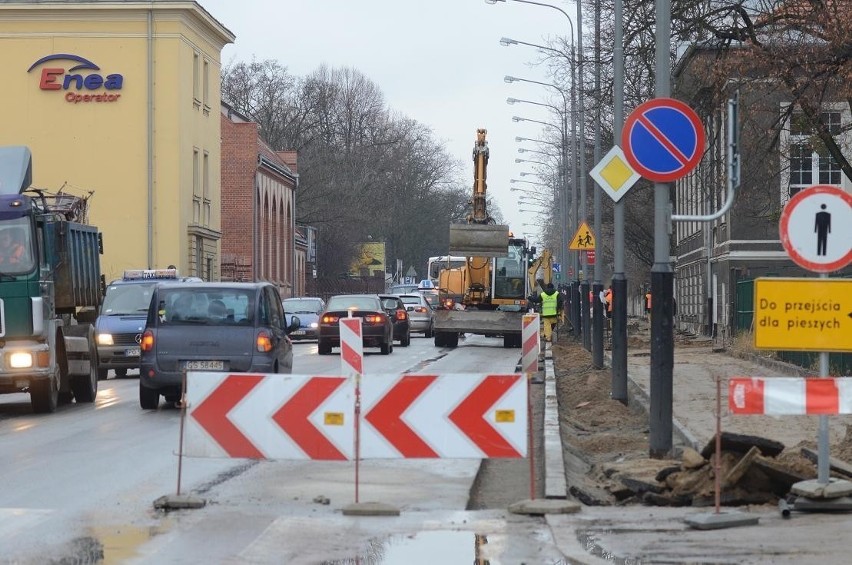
left=434, top=129, right=534, bottom=348
left=527, top=247, right=553, bottom=294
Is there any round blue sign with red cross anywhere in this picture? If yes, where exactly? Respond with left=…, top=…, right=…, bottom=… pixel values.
left=622, top=98, right=705, bottom=182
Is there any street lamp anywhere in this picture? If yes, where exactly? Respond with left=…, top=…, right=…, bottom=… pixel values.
left=492, top=0, right=585, bottom=342
left=515, top=157, right=548, bottom=166
left=512, top=115, right=560, bottom=130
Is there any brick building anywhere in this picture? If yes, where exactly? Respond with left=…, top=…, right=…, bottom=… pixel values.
left=220, top=102, right=301, bottom=296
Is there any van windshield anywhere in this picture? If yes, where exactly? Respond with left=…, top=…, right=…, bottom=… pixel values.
left=102, top=283, right=157, bottom=315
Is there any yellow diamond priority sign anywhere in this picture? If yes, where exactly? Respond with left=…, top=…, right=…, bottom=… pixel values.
left=589, top=146, right=641, bottom=203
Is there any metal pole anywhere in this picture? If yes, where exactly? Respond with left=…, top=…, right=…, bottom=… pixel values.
left=649, top=0, right=674, bottom=458
left=818, top=273, right=830, bottom=484
left=577, top=0, right=591, bottom=351
left=611, top=0, right=628, bottom=404
left=591, top=0, right=604, bottom=368
left=570, top=47, right=581, bottom=341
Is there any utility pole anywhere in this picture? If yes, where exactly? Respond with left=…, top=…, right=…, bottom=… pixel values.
left=591, top=0, right=604, bottom=368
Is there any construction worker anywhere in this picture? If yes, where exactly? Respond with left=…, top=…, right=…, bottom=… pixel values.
left=604, top=287, right=613, bottom=319
left=644, top=290, right=652, bottom=321
left=530, top=282, right=564, bottom=343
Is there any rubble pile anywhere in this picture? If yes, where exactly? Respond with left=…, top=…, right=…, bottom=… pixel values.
left=571, top=432, right=821, bottom=507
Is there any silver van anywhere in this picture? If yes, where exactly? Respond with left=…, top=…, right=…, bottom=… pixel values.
left=138, top=281, right=299, bottom=409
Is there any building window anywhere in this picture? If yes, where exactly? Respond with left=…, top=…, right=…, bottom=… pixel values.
left=193, top=52, right=200, bottom=105
left=787, top=111, right=843, bottom=200
left=203, top=59, right=210, bottom=109
left=203, top=151, right=210, bottom=227
left=193, top=148, right=201, bottom=224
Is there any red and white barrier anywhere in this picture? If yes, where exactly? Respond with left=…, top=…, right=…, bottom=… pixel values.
left=729, top=377, right=852, bottom=415
left=184, top=372, right=527, bottom=460
left=521, top=313, right=540, bottom=374
left=340, top=317, right=363, bottom=378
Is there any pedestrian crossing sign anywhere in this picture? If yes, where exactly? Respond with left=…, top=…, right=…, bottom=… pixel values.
left=569, top=222, right=596, bottom=250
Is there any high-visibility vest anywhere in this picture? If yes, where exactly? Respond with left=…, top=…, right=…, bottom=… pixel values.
left=605, top=289, right=612, bottom=312
left=645, top=292, right=652, bottom=309
left=541, top=291, right=558, bottom=317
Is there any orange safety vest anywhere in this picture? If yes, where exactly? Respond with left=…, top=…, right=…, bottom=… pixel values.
left=645, top=292, right=652, bottom=310
left=604, top=289, right=612, bottom=312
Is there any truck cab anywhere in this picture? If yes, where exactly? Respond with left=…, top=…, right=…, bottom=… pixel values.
left=95, top=269, right=199, bottom=379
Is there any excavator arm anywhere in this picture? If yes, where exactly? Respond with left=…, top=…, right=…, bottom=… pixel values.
left=527, top=248, right=553, bottom=294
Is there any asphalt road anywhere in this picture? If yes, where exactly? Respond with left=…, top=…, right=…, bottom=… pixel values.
left=0, top=335, right=561, bottom=565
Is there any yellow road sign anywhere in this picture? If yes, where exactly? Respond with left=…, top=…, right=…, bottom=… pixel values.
left=569, top=222, right=596, bottom=250
left=754, top=278, right=852, bottom=352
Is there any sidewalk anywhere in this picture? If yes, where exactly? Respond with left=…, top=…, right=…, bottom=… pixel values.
left=541, top=324, right=852, bottom=564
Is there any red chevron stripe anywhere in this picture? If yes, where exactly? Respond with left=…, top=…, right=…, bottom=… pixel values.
left=365, top=375, right=438, bottom=457
left=191, top=374, right=265, bottom=458
left=272, top=377, right=347, bottom=460
left=449, top=375, right=522, bottom=458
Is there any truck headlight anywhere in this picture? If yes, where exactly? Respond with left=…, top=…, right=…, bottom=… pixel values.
left=97, top=333, right=114, bottom=346
left=9, top=352, right=33, bottom=368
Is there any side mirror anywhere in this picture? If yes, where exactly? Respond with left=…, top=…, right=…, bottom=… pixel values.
left=287, top=316, right=301, bottom=333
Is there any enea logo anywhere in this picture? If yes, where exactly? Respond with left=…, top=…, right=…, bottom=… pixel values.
left=27, top=54, right=124, bottom=104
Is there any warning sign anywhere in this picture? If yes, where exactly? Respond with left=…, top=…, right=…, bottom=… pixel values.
left=569, top=222, right=596, bottom=250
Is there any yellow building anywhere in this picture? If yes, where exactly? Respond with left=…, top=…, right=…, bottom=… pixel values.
left=0, top=1, right=234, bottom=281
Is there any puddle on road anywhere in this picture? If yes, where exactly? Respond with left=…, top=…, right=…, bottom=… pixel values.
left=324, top=530, right=487, bottom=564
left=65, top=520, right=174, bottom=564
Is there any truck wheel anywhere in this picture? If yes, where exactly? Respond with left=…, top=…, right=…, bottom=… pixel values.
left=434, top=332, right=446, bottom=347
left=446, top=332, right=459, bottom=348
left=31, top=377, right=58, bottom=413
left=140, top=385, right=159, bottom=410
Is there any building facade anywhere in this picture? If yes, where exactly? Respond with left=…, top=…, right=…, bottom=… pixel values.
left=673, top=44, right=852, bottom=340
left=220, top=103, right=300, bottom=296
left=0, top=0, right=234, bottom=281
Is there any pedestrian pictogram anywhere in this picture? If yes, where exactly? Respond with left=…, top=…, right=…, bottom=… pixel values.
left=569, top=222, right=596, bottom=250
left=622, top=98, right=705, bottom=182
left=589, top=145, right=641, bottom=202
left=779, top=184, right=852, bottom=273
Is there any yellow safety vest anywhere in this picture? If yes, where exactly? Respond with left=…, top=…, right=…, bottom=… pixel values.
left=541, top=291, right=558, bottom=317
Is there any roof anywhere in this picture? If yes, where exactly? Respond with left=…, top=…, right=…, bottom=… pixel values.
left=0, top=0, right=235, bottom=44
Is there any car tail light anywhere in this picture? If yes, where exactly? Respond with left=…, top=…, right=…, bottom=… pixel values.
left=414, top=306, right=427, bottom=313
left=363, top=314, right=385, bottom=324
left=322, top=314, right=340, bottom=324
left=141, top=330, right=154, bottom=352
left=442, top=298, right=455, bottom=309
left=395, top=309, right=407, bottom=321
left=256, top=330, right=273, bottom=352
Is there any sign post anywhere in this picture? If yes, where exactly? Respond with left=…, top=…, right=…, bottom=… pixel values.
left=772, top=184, right=852, bottom=492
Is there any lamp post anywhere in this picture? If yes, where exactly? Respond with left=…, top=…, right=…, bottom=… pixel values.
left=490, top=0, right=584, bottom=342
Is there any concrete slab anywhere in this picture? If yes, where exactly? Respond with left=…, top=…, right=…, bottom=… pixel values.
left=791, top=496, right=852, bottom=512
left=791, top=478, right=852, bottom=499
left=341, top=501, right=400, bottom=517
left=684, top=511, right=760, bottom=530
left=543, top=355, right=566, bottom=499
left=152, top=494, right=206, bottom=510
left=508, top=498, right=581, bottom=515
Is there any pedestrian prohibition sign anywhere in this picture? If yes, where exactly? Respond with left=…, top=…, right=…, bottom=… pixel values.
left=779, top=184, right=852, bottom=273
left=622, top=97, right=704, bottom=182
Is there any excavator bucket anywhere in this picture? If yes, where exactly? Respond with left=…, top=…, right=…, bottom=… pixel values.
left=449, top=224, right=509, bottom=257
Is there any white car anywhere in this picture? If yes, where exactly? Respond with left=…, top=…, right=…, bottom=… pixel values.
left=396, top=293, right=435, bottom=337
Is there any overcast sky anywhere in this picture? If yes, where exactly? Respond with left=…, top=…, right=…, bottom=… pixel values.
left=201, top=0, right=576, bottom=250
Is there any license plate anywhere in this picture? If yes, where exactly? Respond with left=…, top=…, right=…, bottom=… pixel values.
left=124, top=348, right=140, bottom=357
left=184, top=360, right=224, bottom=371
left=292, top=330, right=305, bottom=336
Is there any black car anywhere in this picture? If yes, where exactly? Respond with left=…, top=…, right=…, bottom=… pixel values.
left=139, top=281, right=300, bottom=409
left=318, top=294, right=394, bottom=355
left=379, top=294, right=411, bottom=347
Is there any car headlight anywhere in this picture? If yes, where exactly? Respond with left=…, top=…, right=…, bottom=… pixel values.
left=97, top=333, right=114, bottom=346
left=9, top=352, right=33, bottom=368
left=309, top=322, right=318, bottom=328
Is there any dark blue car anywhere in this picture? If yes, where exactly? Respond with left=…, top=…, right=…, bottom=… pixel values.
left=283, top=297, right=325, bottom=341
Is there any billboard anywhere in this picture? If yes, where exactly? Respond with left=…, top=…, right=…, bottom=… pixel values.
left=350, top=242, right=386, bottom=277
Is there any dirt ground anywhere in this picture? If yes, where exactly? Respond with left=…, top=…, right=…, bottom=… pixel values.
left=551, top=320, right=852, bottom=506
